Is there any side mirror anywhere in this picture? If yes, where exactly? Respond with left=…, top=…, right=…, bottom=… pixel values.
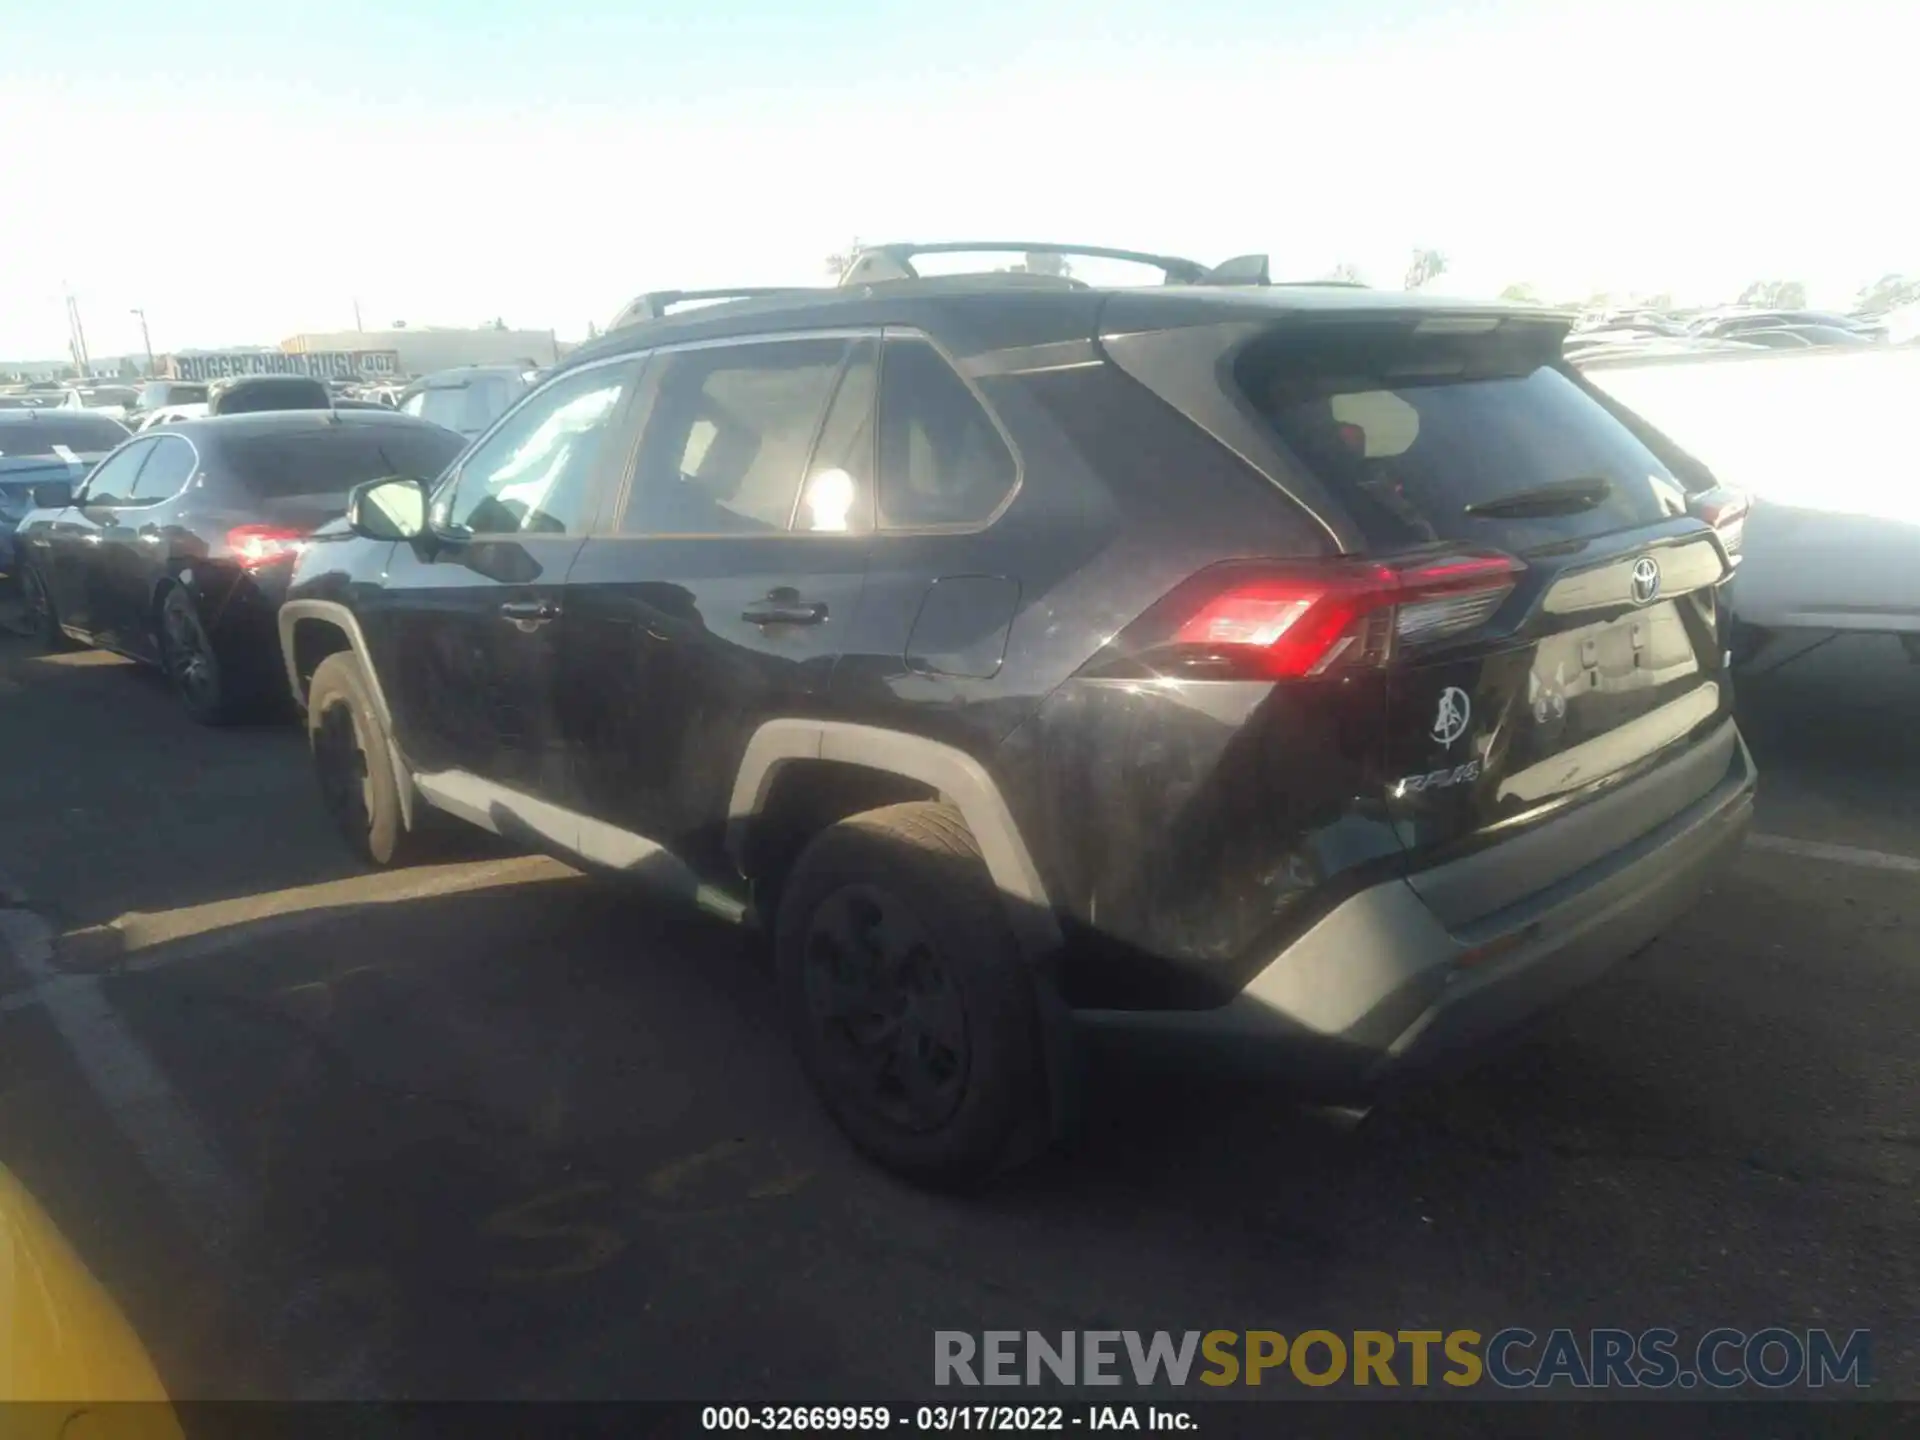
left=346, top=476, right=429, bottom=541
left=32, top=480, right=73, bottom=510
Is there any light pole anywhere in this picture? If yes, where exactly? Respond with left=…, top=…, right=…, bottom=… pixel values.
left=130, top=308, right=156, bottom=378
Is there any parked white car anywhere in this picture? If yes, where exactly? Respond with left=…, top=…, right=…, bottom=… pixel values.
left=134, top=402, right=211, bottom=431
left=1581, top=345, right=1920, bottom=661
left=56, top=385, right=137, bottom=423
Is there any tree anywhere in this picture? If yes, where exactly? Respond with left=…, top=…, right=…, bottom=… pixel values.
left=824, top=238, right=865, bottom=280
left=1855, top=273, right=1920, bottom=317
left=1323, top=261, right=1364, bottom=285
left=1498, top=282, right=1540, bottom=303
left=1737, top=280, right=1807, bottom=309
left=1404, top=248, right=1448, bottom=290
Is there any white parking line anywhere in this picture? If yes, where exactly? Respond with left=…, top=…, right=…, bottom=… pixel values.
left=1747, top=833, right=1920, bottom=876
left=0, top=904, right=254, bottom=1262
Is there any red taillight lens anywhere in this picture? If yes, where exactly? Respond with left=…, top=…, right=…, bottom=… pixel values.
left=1689, top=486, right=1749, bottom=560
left=226, top=524, right=308, bottom=569
left=1114, top=551, right=1523, bottom=680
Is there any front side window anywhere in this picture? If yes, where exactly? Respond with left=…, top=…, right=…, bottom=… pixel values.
left=440, top=360, right=639, bottom=536
left=620, top=338, right=854, bottom=537
left=876, top=338, right=1017, bottom=528
left=126, top=434, right=196, bottom=502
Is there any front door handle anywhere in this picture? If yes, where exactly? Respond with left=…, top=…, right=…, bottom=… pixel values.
left=742, top=589, right=828, bottom=626
left=499, top=598, right=561, bottom=627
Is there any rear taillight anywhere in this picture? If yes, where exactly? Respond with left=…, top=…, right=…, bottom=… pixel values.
left=1107, top=551, right=1523, bottom=681
left=1689, top=486, right=1749, bottom=561
left=226, top=524, right=308, bottom=569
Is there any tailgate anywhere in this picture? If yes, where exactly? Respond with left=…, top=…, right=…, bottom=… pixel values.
left=1234, top=311, right=1739, bottom=919
left=1384, top=527, right=1734, bottom=923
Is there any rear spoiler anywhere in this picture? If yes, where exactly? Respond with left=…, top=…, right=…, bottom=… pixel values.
left=609, top=288, right=824, bottom=330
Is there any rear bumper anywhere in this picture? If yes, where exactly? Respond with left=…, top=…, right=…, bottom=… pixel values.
left=1073, top=724, right=1756, bottom=1097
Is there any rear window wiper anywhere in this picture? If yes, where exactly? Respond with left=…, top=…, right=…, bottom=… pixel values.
left=1464, top=476, right=1612, bottom=519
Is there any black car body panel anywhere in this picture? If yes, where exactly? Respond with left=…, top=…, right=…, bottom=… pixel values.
left=280, top=268, right=1754, bottom=1099
left=15, top=409, right=463, bottom=695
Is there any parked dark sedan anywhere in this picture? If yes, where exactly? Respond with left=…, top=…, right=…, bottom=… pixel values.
left=0, top=410, right=130, bottom=588
left=14, top=409, right=463, bottom=723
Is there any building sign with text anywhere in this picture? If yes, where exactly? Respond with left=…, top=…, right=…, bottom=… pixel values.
left=163, top=350, right=402, bottom=382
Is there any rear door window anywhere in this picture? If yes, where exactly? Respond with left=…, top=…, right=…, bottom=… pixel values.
left=620, top=338, right=853, bottom=536
left=1239, top=322, right=1691, bottom=551
left=76, top=440, right=156, bottom=506
left=126, top=434, right=196, bottom=502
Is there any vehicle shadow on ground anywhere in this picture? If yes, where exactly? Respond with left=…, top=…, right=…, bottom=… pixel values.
left=0, top=629, right=373, bottom=926
left=57, top=843, right=1913, bottom=1399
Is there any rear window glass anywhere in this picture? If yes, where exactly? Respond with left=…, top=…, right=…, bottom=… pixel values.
left=402, top=377, right=523, bottom=436
left=1240, top=324, right=1690, bottom=550
left=225, top=424, right=465, bottom=497
left=142, top=382, right=208, bottom=406
left=0, top=415, right=130, bottom=455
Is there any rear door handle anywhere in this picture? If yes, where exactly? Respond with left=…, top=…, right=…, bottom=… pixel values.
left=499, top=598, right=561, bottom=626
left=742, top=589, right=828, bottom=626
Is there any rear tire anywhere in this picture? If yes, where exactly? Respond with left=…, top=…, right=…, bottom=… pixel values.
left=307, top=651, right=428, bottom=868
left=159, top=587, right=258, bottom=725
left=775, top=802, right=1048, bottom=1187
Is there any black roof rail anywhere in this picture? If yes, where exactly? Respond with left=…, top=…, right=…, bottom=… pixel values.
left=838, top=242, right=1223, bottom=287
left=609, top=287, right=826, bottom=330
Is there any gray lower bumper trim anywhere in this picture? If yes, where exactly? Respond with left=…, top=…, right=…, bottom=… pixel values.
left=1074, top=729, right=1756, bottom=1096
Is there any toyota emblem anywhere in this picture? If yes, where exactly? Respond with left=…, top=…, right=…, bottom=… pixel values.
left=1629, top=556, right=1661, bottom=606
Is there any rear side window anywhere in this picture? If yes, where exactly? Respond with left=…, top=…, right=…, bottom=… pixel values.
left=227, top=424, right=466, bottom=498
left=876, top=338, right=1016, bottom=528
left=1239, top=323, right=1689, bottom=550
left=621, top=338, right=851, bottom=536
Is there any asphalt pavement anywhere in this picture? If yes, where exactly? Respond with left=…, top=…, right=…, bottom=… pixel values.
left=2, top=613, right=1917, bottom=1404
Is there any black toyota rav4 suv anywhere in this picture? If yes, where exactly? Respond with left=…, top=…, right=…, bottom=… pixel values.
left=278, top=242, right=1756, bottom=1184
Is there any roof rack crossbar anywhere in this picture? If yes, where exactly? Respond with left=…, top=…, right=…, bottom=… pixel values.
left=610, top=287, right=825, bottom=329
left=838, top=242, right=1217, bottom=287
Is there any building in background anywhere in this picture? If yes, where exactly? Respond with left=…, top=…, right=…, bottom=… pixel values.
left=282, top=327, right=564, bottom=375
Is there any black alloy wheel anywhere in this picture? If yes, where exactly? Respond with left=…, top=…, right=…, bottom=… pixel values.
left=313, top=698, right=376, bottom=850
left=801, top=882, right=972, bottom=1134
left=160, top=588, right=228, bottom=722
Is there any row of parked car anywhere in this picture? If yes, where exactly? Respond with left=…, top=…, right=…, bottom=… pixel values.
left=4, top=242, right=1758, bottom=1185
left=1564, top=304, right=1909, bottom=364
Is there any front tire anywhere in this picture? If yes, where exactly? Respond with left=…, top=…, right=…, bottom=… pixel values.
left=775, top=802, right=1048, bottom=1186
left=307, top=651, right=426, bottom=868
left=18, top=564, right=74, bottom=651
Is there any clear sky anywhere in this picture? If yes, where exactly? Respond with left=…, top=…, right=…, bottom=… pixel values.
left=1, top=0, right=1906, bottom=360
